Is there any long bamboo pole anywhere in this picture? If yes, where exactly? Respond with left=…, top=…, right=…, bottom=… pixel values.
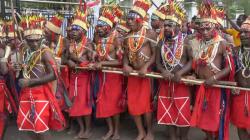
left=101, top=69, right=250, bottom=91
left=100, top=66, right=237, bottom=86
left=58, top=65, right=238, bottom=87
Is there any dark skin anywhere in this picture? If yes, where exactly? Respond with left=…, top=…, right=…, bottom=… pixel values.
left=64, top=27, right=93, bottom=139
left=190, top=23, right=231, bottom=140
left=225, top=14, right=247, bottom=32
left=124, top=15, right=157, bottom=75
left=18, top=37, right=56, bottom=88
left=66, top=28, right=93, bottom=69
left=155, top=20, right=192, bottom=140
left=16, top=36, right=56, bottom=140
left=233, top=26, right=250, bottom=140
left=44, top=27, right=59, bottom=43
left=93, top=24, right=123, bottom=140
left=151, top=16, right=164, bottom=32
left=93, top=25, right=122, bottom=68
left=156, top=20, right=193, bottom=82
left=191, top=19, right=200, bottom=31
left=44, top=27, right=60, bottom=50
left=44, top=27, right=70, bottom=65
left=123, top=12, right=157, bottom=140
left=196, top=23, right=231, bottom=86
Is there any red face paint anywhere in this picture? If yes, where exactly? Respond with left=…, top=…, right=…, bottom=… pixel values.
left=135, top=17, right=143, bottom=23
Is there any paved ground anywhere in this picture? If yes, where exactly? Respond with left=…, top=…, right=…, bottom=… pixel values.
left=4, top=114, right=240, bottom=140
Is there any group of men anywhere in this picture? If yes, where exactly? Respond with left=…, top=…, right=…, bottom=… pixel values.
left=0, top=0, right=250, bottom=140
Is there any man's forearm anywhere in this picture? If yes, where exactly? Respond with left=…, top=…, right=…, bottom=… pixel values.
left=176, top=60, right=192, bottom=76
left=28, top=73, right=56, bottom=87
left=213, top=67, right=230, bottom=80
left=70, top=55, right=82, bottom=63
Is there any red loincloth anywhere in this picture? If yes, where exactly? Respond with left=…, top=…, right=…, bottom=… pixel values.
left=96, top=72, right=124, bottom=118
left=191, top=85, right=221, bottom=132
left=157, top=80, right=191, bottom=127
left=0, top=80, right=17, bottom=139
left=127, top=76, right=152, bottom=116
left=0, top=80, right=17, bottom=114
left=231, top=91, right=250, bottom=129
left=17, top=84, right=65, bottom=133
left=68, top=71, right=92, bottom=117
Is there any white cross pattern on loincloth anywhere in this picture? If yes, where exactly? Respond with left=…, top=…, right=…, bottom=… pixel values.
left=158, top=96, right=190, bottom=127
left=19, top=100, right=49, bottom=133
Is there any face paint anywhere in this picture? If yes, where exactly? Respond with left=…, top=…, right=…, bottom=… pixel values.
left=164, top=20, right=179, bottom=39
left=71, top=25, right=83, bottom=31
left=200, top=22, right=215, bottom=29
left=97, top=20, right=109, bottom=27
left=71, top=25, right=84, bottom=40
left=96, top=20, right=111, bottom=37
left=127, top=12, right=143, bottom=23
left=164, top=20, right=178, bottom=27
left=199, top=22, right=217, bottom=40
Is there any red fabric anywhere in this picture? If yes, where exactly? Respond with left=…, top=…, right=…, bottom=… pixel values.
left=47, top=81, right=66, bottom=110
left=231, top=91, right=250, bottom=129
left=69, top=71, right=92, bottom=116
left=60, top=66, right=70, bottom=90
left=190, top=43, right=235, bottom=140
left=0, top=83, right=5, bottom=140
left=96, top=72, right=125, bottom=118
left=223, top=47, right=235, bottom=140
left=79, top=62, right=90, bottom=67
left=17, top=85, right=65, bottom=133
left=127, top=76, right=152, bottom=116
left=0, top=80, right=18, bottom=139
left=157, top=80, right=191, bottom=127
left=0, top=80, right=17, bottom=114
left=44, top=85, right=66, bottom=131
left=191, top=85, right=221, bottom=132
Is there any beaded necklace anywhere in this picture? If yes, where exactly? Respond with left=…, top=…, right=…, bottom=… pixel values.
left=23, top=48, right=50, bottom=79
left=195, top=36, right=220, bottom=66
left=128, top=27, right=146, bottom=63
left=239, top=47, right=250, bottom=78
left=96, top=31, right=116, bottom=60
left=161, top=32, right=184, bottom=72
left=70, top=36, right=87, bottom=58
left=128, top=27, right=146, bottom=53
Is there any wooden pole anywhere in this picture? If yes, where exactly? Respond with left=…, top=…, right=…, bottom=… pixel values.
left=57, top=65, right=250, bottom=91
left=101, top=69, right=250, bottom=91
left=100, top=67, right=237, bottom=86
